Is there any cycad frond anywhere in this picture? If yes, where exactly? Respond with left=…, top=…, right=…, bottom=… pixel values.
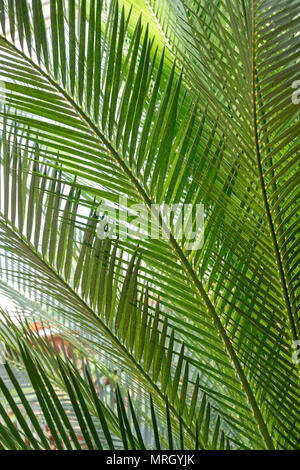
left=0, top=0, right=298, bottom=450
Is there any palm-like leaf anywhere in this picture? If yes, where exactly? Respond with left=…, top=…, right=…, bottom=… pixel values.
left=0, top=0, right=298, bottom=450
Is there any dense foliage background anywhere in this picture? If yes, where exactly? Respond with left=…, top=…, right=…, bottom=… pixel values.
left=0, top=0, right=299, bottom=450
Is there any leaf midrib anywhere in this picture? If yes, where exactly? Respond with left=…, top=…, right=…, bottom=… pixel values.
left=252, top=1, right=298, bottom=343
